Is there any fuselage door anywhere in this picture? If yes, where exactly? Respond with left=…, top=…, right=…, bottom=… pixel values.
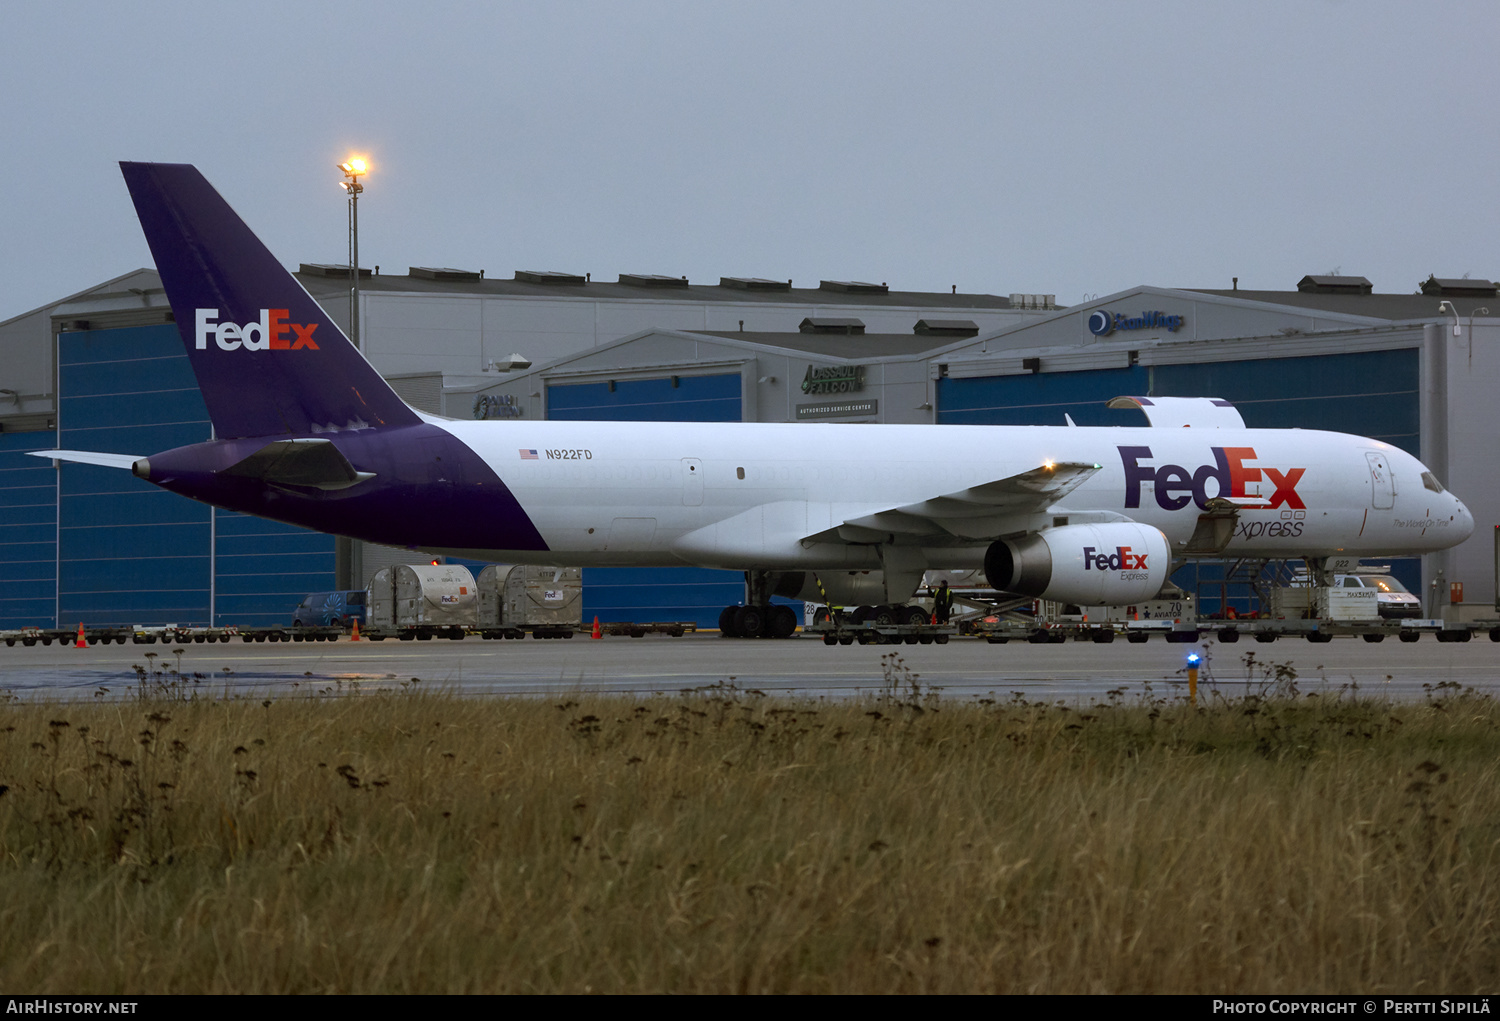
left=1364, top=451, right=1395, bottom=510
left=682, top=458, right=703, bottom=507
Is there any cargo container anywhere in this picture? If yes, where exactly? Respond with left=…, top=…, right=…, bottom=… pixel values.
left=477, top=565, right=582, bottom=629
left=367, top=564, right=478, bottom=632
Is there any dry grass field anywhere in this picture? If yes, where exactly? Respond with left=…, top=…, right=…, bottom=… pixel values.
left=1, top=655, right=1498, bottom=994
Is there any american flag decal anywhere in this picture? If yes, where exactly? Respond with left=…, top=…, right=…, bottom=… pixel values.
left=519, top=449, right=538, bottom=460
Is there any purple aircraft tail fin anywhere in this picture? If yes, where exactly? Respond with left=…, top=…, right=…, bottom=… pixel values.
left=120, top=162, right=420, bottom=439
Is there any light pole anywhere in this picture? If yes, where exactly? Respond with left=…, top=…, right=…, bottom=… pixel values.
left=338, top=158, right=366, bottom=349
left=336, top=158, right=366, bottom=592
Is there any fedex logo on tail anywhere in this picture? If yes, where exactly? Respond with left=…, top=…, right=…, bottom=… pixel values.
left=1119, top=445, right=1305, bottom=511
left=195, top=309, right=319, bottom=351
left=1084, top=546, right=1147, bottom=571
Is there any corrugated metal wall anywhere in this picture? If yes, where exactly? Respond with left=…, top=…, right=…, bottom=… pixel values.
left=0, top=431, right=58, bottom=627
left=938, top=350, right=1419, bottom=452
left=547, top=373, right=742, bottom=422
left=31, top=323, right=337, bottom=628
left=58, top=325, right=213, bottom=625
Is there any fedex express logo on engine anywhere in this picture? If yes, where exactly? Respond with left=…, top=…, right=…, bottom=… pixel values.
left=195, top=309, right=319, bottom=351
left=1083, top=546, right=1147, bottom=571
left=1119, top=445, right=1305, bottom=511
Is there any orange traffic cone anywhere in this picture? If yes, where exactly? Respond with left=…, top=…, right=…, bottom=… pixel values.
left=350, top=618, right=361, bottom=641
left=591, top=616, right=602, bottom=640
left=75, top=622, right=86, bottom=648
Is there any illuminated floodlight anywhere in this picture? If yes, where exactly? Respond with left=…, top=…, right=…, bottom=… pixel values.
left=336, top=156, right=369, bottom=347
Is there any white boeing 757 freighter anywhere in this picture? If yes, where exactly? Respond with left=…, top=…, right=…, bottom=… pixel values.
left=34, top=164, right=1474, bottom=636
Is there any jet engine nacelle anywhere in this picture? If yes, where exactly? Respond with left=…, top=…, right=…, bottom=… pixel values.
left=984, top=522, right=1170, bottom=605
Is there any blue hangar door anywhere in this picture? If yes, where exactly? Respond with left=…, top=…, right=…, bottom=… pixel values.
left=53, top=323, right=336, bottom=629
left=546, top=374, right=748, bottom=628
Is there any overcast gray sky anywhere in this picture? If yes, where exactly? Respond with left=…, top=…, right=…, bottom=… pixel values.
left=2, top=0, right=1495, bottom=322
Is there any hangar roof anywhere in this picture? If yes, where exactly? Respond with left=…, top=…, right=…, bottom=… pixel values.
left=293, top=268, right=1017, bottom=310
left=693, top=330, right=947, bottom=360
left=1187, top=288, right=1494, bottom=319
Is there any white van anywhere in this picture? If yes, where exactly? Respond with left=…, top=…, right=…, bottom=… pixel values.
left=1333, top=572, right=1422, bottom=619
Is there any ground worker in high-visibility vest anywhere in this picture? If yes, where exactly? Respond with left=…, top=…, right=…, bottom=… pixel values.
left=931, top=579, right=954, bottom=624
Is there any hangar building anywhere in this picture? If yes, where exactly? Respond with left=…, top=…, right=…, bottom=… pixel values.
left=1, top=264, right=1493, bottom=630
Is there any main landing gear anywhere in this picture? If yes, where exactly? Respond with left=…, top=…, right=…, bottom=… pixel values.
left=718, top=603, right=798, bottom=638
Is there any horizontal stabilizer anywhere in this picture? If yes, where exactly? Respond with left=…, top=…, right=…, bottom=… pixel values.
left=28, top=449, right=143, bottom=470
left=219, top=438, right=375, bottom=491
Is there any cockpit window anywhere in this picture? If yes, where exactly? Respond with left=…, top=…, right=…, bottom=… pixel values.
left=1422, top=471, right=1445, bottom=493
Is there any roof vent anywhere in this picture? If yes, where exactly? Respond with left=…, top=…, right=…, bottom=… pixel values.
left=720, top=277, right=792, bottom=291
left=619, top=273, right=689, bottom=288
left=819, top=280, right=888, bottom=295
left=913, top=319, right=980, bottom=337
left=410, top=266, right=483, bottom=282
left=299, top=263, right=371, bottom=278
left=1008, top=293, right=1058, bottom=309
left=799, top=317, right=866, bottom=335
left=486, top=353, right=533, bottom=372
left=1419, top=275, right=1498, bottom=297
left=515, top=270, right=587, bottom=285
left=1297, top=275, right=1373, bottom=294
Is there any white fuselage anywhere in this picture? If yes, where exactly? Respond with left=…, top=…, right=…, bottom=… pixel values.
left=429, top=419, right=1473, bottom=570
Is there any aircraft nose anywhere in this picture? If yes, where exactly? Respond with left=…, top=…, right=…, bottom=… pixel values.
left=1453, top=494, right=1475, bottom=542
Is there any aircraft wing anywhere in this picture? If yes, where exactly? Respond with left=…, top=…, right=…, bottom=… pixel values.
left=808, top=461, right=1103, bottom=543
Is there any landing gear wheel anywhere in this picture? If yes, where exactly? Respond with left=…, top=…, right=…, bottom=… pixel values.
left=850, top=605, right=873, bottom=625
left=899, top=605, right=930, bottom=627
left=734, top=604, right=767, bottom=638
left=718, top=605, right=740, bottom=638
left=768, top=604, right=797, bottom=638
left=871, top=605, right=899, bottom=626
